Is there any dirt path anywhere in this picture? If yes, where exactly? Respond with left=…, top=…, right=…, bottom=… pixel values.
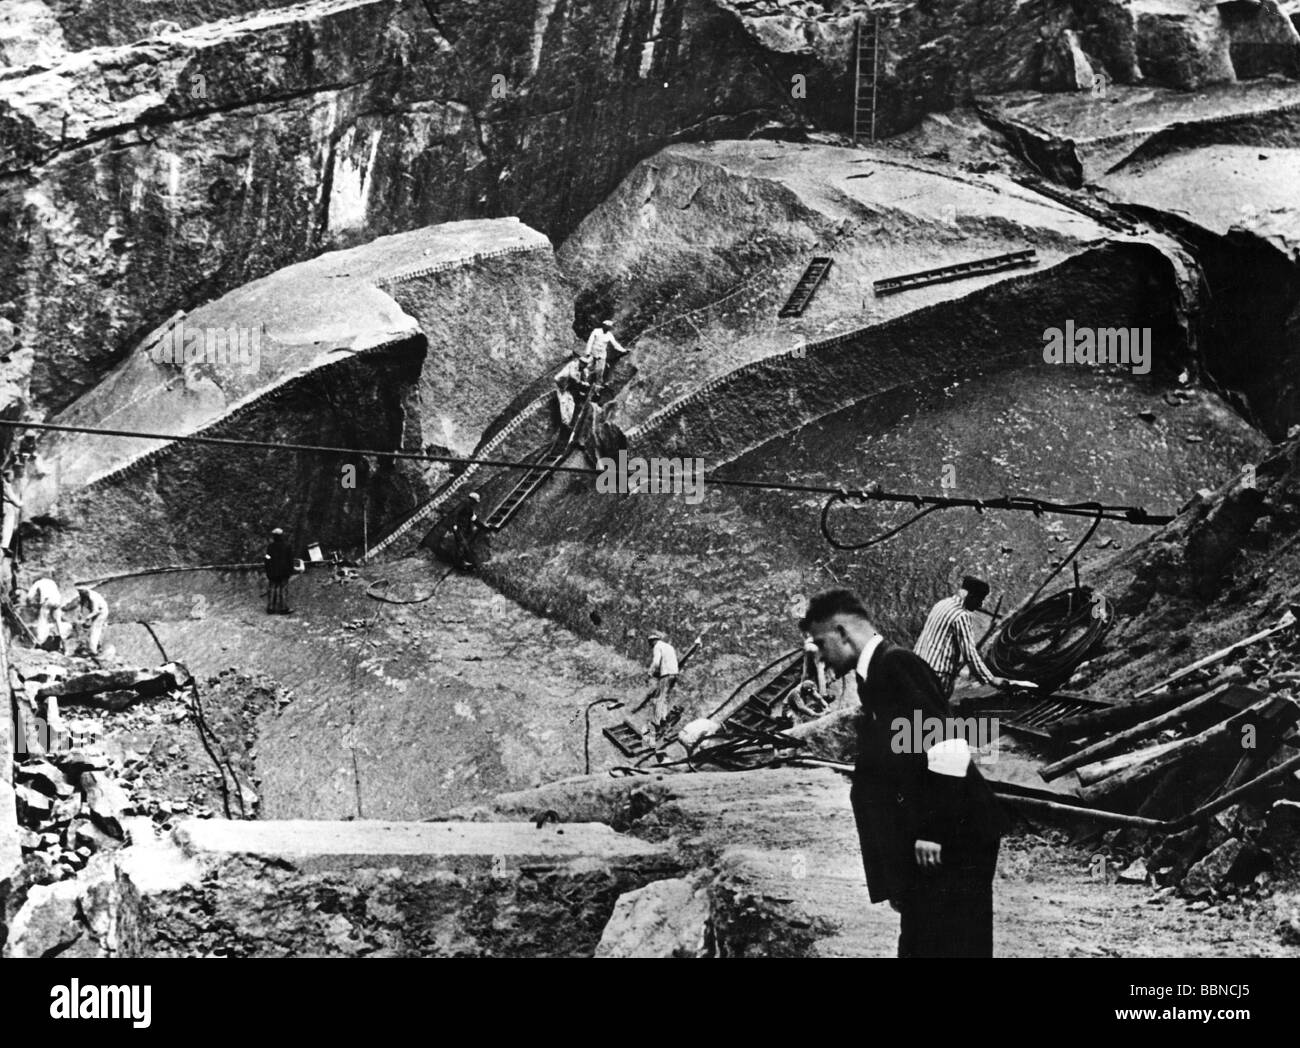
left=495, top=767, right=1296, bottom=957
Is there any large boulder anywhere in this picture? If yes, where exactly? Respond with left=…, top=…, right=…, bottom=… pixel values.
left=1134, top=0, right=1236, bottom=88
left=596, top=875, right=713, bottom=957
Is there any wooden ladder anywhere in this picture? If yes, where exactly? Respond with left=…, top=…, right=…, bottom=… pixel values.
left=853, top=13, right=881, bottom=146
left=777, top=257, right=833, bottom=318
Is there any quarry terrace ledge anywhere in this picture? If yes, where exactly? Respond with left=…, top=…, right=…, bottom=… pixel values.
left=172, top=819, right=671, bottom=875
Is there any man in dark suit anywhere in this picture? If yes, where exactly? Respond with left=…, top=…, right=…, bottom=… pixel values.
left=800, top=588, right=1005, bottom=957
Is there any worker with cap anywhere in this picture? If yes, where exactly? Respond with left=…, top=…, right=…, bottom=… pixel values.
left=639, top=630, right=679, bottom=746
left=914, top=576, right=1035, bottom=699
left=584, top=320, right=626, bottom=386
left=450, top=491, right=482, bottom=569
left=264, top=527, right=294, bottom=614
left=66, top=585, right=109, bottom=655
left=555, top=350, right=593, bottom=436
left=25, top=576, right=66, bottom=649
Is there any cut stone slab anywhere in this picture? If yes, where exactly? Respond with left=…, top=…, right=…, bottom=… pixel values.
left=172, top=819, right=671, bottom=875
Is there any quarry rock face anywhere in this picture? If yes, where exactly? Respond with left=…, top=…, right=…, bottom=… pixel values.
left=1, top=818, right=680, bottom=958
left=3, top=0, right=1295, bottom=421
left=0, top=0, right=820, bottom=416
left=20, top=219, right=571, bottom=575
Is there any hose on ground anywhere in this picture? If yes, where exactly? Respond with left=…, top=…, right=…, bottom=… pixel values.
left=984, top=587, right=1115, bottom=689
left=364, top=569, right=452, bottom=605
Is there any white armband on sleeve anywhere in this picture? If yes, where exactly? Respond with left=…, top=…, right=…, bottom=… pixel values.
left=927, top=737, right=972, bottom=777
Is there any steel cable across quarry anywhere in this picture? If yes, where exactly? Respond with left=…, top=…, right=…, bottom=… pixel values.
left=0, top=420, right=1176, bottom=528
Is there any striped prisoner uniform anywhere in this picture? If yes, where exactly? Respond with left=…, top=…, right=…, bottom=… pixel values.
left=913, top=595, right=998, bottom=698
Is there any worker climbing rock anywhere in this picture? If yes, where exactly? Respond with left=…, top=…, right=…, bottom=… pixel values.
left=583, top=319, right=626, bottom=385
left=69, top=585, right=109, bottom=655
left=264, top=527, right=294, bottom=614
left=555, top=351, right=593, bottom=438
left=914, top=575, right=1035, bottom=698
left=25, top=576, right=66, bottom=650
left=639, top=630, right=679, bottom=747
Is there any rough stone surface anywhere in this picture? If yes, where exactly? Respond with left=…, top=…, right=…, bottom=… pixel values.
left=596, top=875, right=712, bottom=957
left=1182, top=836, right=1248, bottom=897
left=3, top=876, right=85, bottom=957
left=173, top=817, right=670, bottom=874
left=21, top=220, right=572, bottom=576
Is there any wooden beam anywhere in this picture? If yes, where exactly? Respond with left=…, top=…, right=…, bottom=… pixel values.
left=1079, top=695, right=1287, bottom=804
left=1040, top=680, right=1247, bottom=780
left=1075, top=738, right=1186, bottom=786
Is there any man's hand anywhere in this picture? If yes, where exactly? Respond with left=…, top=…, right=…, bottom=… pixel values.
left=914, top=840, right=942, bottom=868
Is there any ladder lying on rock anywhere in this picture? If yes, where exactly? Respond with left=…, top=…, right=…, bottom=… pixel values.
left=853, top=14, right=881, bottom=146
left=777, top=257, right=834, bottom=318
left=873, top=248, right=1038, bottom=296
left=721, top=653, right=805, bottom=735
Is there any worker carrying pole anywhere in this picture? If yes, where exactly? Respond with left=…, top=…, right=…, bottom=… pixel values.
left=913, top=575, right=1035, bottom=699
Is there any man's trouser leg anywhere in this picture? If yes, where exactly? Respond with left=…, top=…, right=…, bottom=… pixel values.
left=88, top=614, right=105, bottom=654
left=650, top=676, right=677, bottom=744
left=33, top=606, right=51, bottom=644
left=897, top=841, right=999, bottom=958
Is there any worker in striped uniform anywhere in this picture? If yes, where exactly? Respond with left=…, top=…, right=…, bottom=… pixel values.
left=913, top=576, right=1034, bottom=698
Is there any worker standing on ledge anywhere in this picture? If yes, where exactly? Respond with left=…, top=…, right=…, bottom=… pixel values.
left=450, top=491, right=482, bottom=569
left=640, top=630, right=679, bottom=746
left=914, top=576, right=1035, bottom=698
left=584, top=319, right=626, bottom=385
left=264, top=527, right=294, bottom=615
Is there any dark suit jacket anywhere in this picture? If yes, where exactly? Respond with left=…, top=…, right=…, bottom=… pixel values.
left=850, top=642, right=1005, bottom=904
